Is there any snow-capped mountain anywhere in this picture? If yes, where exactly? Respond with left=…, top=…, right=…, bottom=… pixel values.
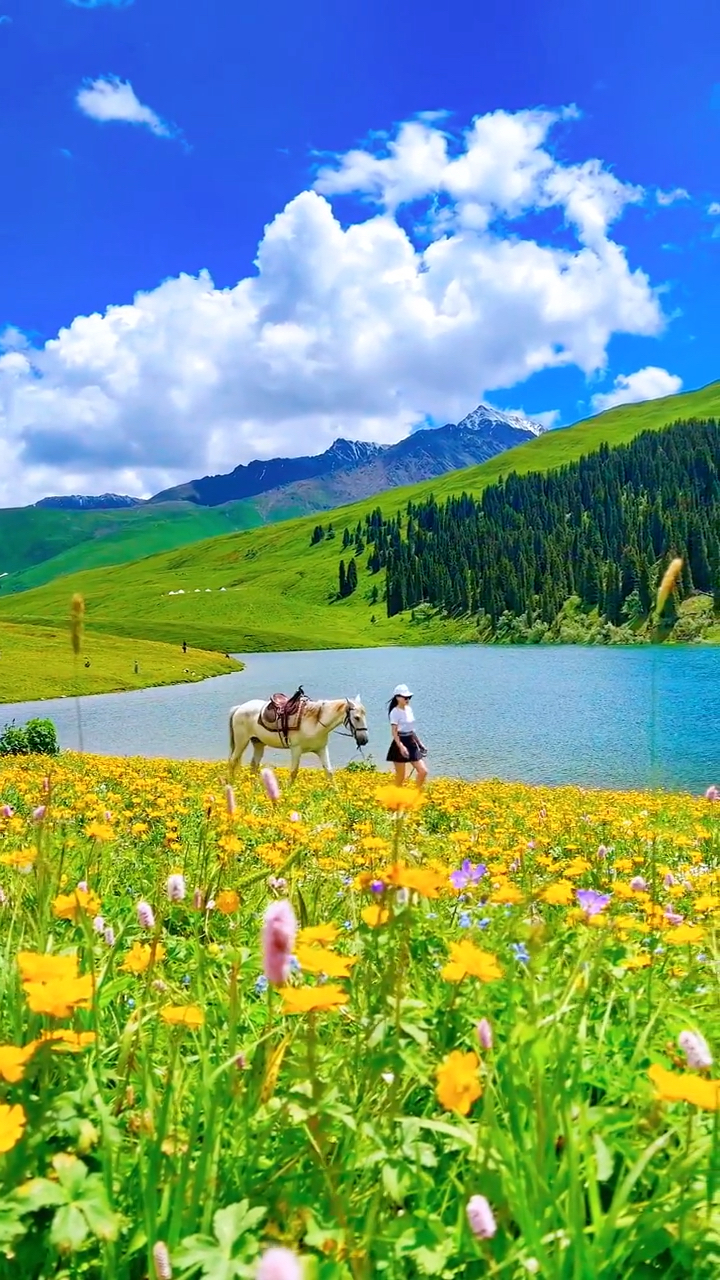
left=457, top=402, right=546, bottom=437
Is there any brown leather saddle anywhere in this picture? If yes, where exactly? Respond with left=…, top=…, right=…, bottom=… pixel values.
left=258, top=687, right=307, bottom=745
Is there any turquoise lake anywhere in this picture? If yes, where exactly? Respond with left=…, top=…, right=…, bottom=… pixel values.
left=2, top=645, right=719, bottom=793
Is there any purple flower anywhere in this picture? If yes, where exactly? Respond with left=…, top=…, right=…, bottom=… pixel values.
left=678, top=1030, right=713, bottom=1069
left=33, top=805, right=46, bottom=823
left=268, top=876, right=287, bottom=892
left=262, top=899, right=297, bottom=985
left=137, top=900, right=155, bottom=929
left=103, top=926, right=115, bottom=947
left=450, top=860, right=487, bottom=890
left=576, top=889, right=611, bottom=917
left=459, top=912, right=472, bottom=929
left=92, top=915, right=104, bottom=934
left=77, top=880, right=88, bottom=893
left=261, top=768, right=280, bottom=804
left=256, top=1247, right=303, bottom=1280
left=1, top=805, right=13, bottom=819
left=664, top=908, right=684, bottom=926
left=596, top=844, right=608, bottom=858
left=705, top=785, right=720, bottom=801
left=466, top=1194, right=497, bottom=1240
left=476, top=1018, right=493, bottom=1051
left=511, top=942, right=530, bottom=964
left=664, top=872, right=676, bottom=887
left=370, top=880, right=385, bottom=894
left=630, top=876, right=647, bottom=892
left=167, top=874, right=186, bottom=902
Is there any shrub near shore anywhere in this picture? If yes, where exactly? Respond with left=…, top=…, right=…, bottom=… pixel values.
left=0, top=755, right=718, bottom=1278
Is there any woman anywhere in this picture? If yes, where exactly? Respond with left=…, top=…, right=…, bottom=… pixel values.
left=386, top=683, right=428, bottom=787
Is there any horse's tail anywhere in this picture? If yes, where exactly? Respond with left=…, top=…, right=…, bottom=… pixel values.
left=228, top=708, right=236, bottom=759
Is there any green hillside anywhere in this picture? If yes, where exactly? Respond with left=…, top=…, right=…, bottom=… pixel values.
left=0, top=499, right=264, bottom=595
left=3, top=378, right=720, bottom=601
left=2, top=380, right=720, bottom=658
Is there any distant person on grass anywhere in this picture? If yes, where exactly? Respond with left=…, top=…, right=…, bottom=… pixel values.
left=386, top=684, right=428, bottom=787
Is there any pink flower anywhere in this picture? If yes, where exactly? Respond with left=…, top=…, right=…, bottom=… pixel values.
left=256, top=1247, right=302, bottom=1280
left=262, top=899, right=297, bottom=985
left=92, top=915, right=105, bottom=933
left=630, top=876, right=647, bottom=892
left=1, top=805, right=13, bottom=818
left=225, top=785, right=236, bottom=816
left=261, top=768, right=280, bottom=804
left=167, top=874, right=186, bottom=902
left=152, top=1241, right=172, bottom=1279
left=466, top=1194, right=497, bottom=1239
left=104, top=926, right=115, bottom=947
left=476, top=1018, right=493, bottom=1051
left=77, top=880, right=88, bottom=893
left=193, top=888, right=204, bottom=910
left=289, top=811, right=301, bottom=823
left=678, top=1030, right=713, bottom=1070
left=705, top=785, right=720, bottom=801
left=596, top=844, right=608, bottom=858
left=137, top=900, right=155, bottom=929
left=33, top=805, right=46, bottom=823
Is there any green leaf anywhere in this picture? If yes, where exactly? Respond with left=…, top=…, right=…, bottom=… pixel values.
left=213, top=1201, right=266, bottom=1251
left=592, top=1133, right=614, bottom=1183
left=52, top=1153, right=89, bottom=1198
left=13, top=1178, right=67, bottom=1214
left=51, top=1203, right=89, bottom=1254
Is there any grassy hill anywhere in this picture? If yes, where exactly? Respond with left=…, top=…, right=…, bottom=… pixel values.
left=2, top=380, right=720, bottom=660
left=3, top=378, right=720, bottom=602
left=0, top=499, right=264, bottom=595
left=0, top=622, right=240, bottom=704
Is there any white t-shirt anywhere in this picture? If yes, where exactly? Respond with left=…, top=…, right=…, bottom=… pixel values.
left=390, top=705, right=416, bottom=735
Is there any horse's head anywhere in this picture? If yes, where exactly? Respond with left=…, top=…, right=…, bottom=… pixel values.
left=345, top=694, right=369, bottom=747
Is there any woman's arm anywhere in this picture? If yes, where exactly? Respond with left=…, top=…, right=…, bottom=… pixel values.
left=391, top=722, right=409, bottom=757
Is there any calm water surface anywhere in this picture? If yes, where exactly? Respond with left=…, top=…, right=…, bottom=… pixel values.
left=2, top=645, right=719, bottom=792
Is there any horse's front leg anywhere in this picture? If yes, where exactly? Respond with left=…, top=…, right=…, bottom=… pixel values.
left=289, top=745, right=302, bottom=784
left=316, top=744, right=334, bottom=782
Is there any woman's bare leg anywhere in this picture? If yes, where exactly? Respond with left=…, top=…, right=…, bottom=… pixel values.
left=414, top=760, right=428, bottom=787
left=393, top=762, right=407, bottom=785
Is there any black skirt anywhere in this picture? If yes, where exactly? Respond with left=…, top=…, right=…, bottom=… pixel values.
left=387, top=734, right=425, bottom=763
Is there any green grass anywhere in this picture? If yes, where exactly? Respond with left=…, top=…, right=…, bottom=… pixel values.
left=0, top=622, right=241, bottom=704
left=3, top=379, right=720, bottom=658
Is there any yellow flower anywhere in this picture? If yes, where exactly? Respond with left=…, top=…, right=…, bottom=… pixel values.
left=386, top=863, right=444, bottom=898
left=693, top=894, right=719, bottom=915
left=295, top=944, right=358, bottom=978
left=85, top=821, right=114, bottom=842
left=39, top=1030, right=96, bottom=1054
left=0, top=1104, right=26, bottom=1153
left=622, top=954, right=652, bottom=970
left=17, top=951, right=78, bottom=983
left=0, top=1043, right=38, bottom=1083
left=280, top=985, right=348, bottom=1014
left=0, top=848, right=36, bottom=869
left=375, top=785, right=424, bottom=812
left=435, top=1050, right=482, bottom=1116
left=665, top=924, right=704, bottom=945
left=23, top=975, right=93, bottom=1019
left=121, top=942, right=166, bottom=975
left=215, top=890, right=239, bottom=915
left=361, top=905, right=389, bottom=927
left=489, top=883, right=523, bottom=905
left=52, top=888, right=102, bottom=922
left=218, top=834, right=243, bottom=857
left=441, top=940, right=503, bottom=983
left=296, top=924, right=339, bottom=947
left=542, top=881, right=574, bottom=905
left=648, top=1064, right=720, bottom=1110
left=160, top=1005, right=204, bottom=1028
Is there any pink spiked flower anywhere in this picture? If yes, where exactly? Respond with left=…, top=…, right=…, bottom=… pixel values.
left=262, top=899, right=297, bottom=985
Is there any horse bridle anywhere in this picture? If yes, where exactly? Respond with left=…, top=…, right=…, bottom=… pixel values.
left=316, top=700, right=366, bottom=752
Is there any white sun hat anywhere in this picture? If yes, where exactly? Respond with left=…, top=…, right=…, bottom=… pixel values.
left=393, top=684, right=413, bottom=697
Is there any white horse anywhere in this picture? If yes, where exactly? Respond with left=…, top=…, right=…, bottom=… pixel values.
left=228, top=695, right=369, bottom=782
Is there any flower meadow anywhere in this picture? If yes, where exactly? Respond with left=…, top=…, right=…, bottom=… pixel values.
left=0, top=755, right=718, bottom=1279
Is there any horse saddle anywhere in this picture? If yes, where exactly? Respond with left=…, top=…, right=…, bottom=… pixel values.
left=258, top=687, right=307, bottom=743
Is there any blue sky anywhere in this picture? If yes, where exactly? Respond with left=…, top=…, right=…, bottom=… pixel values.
left=1, top=0, right=719, bottom=504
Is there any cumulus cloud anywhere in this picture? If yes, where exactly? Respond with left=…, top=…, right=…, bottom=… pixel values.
left=76, top=77, right=173, bottom=137
left=1, top=108, right=668, bottom=506
left=708, top=201, right=720, bottom=215
left=591, top=367, right=683, bottom=414
left=655, top=187, right=690, bottom=206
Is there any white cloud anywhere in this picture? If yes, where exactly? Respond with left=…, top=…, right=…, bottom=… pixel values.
left=655, top=187, right=690, bottom=206
left=708, top=201, right=720, bottom=215
left=591, top=366, right=682, bottom=414
left=1, top=108, right=668, bottom=506
left=76, top=77, right=173, bottom=138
